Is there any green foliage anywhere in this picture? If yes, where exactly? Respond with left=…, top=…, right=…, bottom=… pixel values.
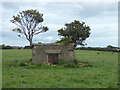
left=55, top=38, right=71, bottom=45
left=2, top=49, right=118, bottom=88
left=10, top=9, right=49, bottom=46
left=24, top=46, right=31, bottom=49
left=2, top=44, right=13, bottom=49
left=56, top=59, right=78, bottom=68
left=57, top=20, right=91, bottom=46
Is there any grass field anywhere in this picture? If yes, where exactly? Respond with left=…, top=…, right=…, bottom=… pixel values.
left=2, top=49, right=118, bottom=88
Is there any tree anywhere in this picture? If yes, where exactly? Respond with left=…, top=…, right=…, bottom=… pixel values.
left=57, top=20, right=91, bottom=47
left=107, top=45, right=114, bottom=49
left=10, top=9, right=48, bottom=47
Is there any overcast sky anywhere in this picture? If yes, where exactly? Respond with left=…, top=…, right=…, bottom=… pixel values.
left=0, top=1, right=118, bottom=47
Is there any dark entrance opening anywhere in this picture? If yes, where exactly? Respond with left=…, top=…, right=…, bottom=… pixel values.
left=48, top=54, right=58, bottom=64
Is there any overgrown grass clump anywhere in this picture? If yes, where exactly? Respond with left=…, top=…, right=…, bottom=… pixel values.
left=55, top=59, right=77, bottom=67
left=56, top=59, right=90, bottom=68
left=13, top=59, right=90, bottom=69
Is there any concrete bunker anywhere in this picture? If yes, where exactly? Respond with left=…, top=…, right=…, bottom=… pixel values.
left=32, top=43, right=75, bottom=64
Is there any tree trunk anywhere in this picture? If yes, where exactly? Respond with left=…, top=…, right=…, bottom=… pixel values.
left=29, top=39, right=32, bottom=49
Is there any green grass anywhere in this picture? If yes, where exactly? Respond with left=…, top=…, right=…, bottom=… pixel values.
left=2, top=49, right=118, bottom=88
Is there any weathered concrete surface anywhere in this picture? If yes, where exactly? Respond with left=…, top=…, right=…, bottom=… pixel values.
left=32, top=43, right=75, bottom=64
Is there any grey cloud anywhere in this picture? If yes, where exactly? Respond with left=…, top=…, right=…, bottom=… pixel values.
left=2, top=30, right=28, bottom=46
left=73, top=2, right=117, bottom=18
left=2, top=2, right=20, bottom=10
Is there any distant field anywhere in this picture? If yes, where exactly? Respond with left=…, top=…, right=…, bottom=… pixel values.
left=2, top=49, right=118, bottom=88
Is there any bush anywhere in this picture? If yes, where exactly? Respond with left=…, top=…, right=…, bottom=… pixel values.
left=57, top=59, right=65, bottom=65
left=24, top=46, right=31, bottom=49
left=2, top=44, right=13, bottom=49
left=74, top=59, right=78, bottom=65
left=57, top=59, right=79, bottom=68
